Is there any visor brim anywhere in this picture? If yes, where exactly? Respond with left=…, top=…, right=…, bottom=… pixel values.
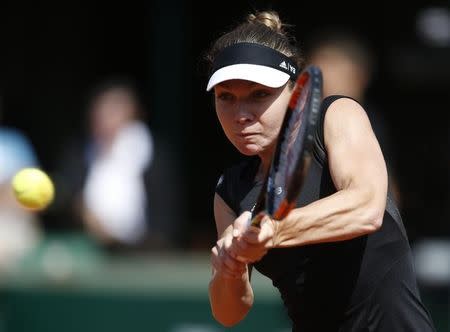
left=206, top=64, right=291, bottom=91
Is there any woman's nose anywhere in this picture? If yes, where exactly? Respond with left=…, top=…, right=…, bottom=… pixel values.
left=234, top=103, right=255, bottom=124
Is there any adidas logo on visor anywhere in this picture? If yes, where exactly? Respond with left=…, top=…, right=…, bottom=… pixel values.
left=279, top=61, right=296, bottom=74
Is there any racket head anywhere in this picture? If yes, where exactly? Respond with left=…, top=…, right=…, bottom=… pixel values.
left=252, top=65, right=323, bottom=224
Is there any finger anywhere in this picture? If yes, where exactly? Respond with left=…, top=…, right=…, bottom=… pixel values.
left=211, top=247, right=221, bottom=269
left=223, top=232, right=234, bottom=250
left=259, top=214, right=276, bottom=229
left=226, top=243, right=251, bottom=264
left=243, top=219, right=274, bottom=244
left=241, top=226, right=262, bottom=244
left=212, top=250, right=245, bottom=278
left=211, top=246, right=220, bottom=262
left=258, top=222, right=275, bottom=243
left=233, top=236, right=270, bottom=262
left=227, top=238, right=251, bottom=262
left=232, top=236, right=266, bottom=263
left=222, top=251, right=245, bottom=272
left=250, top=212, right=265, bottom=227
left=233, top=211, right=252, bottom=238
left=225, top=239, right=239, bottom=258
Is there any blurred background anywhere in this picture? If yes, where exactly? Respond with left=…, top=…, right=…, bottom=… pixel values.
left=0, top=1, right=449, bottom=331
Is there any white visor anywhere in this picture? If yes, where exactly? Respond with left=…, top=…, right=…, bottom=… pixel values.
left=206, top=64, right=291, bottom=91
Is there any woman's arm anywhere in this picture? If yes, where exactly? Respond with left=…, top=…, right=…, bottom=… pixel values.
left=209, top=193, right=254, bottom=327
left=274, top=97, right=388, bottom=247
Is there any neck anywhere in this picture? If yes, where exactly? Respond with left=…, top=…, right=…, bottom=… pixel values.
left=254, top=139, right=277, bottom=182
left=255, top=153, right=272, bottom=183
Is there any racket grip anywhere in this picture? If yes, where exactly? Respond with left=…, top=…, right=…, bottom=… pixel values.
left=249, top=213, right=263, bottom=228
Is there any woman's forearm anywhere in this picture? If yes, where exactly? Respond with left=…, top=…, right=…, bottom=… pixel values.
left=275, top=186, right=385, bottom=247
left=208, top=269, right=254, bottom=327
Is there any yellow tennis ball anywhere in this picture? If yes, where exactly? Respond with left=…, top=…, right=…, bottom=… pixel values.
left=11, top=168, right=55, bottom=211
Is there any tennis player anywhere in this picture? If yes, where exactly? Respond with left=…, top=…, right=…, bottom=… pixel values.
left=206, top=10, right=436, bottom=331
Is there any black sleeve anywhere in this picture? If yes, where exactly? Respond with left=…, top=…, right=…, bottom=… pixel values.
left=215, top=158, right=257, bottom=215
left=215, top=169, right=237, bottom=213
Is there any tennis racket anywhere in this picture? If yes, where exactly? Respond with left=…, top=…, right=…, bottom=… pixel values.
left=250, top=65, right=323, bottom=226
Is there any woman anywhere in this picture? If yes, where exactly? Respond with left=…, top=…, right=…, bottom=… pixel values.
left=206, top=10, right=436, bottom=332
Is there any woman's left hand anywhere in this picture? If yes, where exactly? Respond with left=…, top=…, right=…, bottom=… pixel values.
left=227, top=211, right=278, bottom=264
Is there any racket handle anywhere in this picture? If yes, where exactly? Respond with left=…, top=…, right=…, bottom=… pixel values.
left=250, top=201, right=295, bottom=228
left=273, top=200, right=296, bottom=220
left=249, top=213, right=263, bottom=228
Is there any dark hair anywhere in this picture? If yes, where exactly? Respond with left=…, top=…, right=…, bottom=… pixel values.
left=85, top=76, right=147, bottom=120
left=205, top=10, right=304, bottom=80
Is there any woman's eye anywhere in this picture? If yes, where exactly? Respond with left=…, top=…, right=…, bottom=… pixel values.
left=252, top=90, right=270, bottom=98
left=217, top=92, right=234, bottom=101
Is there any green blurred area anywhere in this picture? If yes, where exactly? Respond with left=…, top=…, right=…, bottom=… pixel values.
left=0, top=233, right=447, bottom=332
left=0, top=233, right=291, bottom=332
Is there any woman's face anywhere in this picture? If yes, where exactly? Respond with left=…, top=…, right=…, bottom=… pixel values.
left=90, top=89, right=137, bottom=144
left=214, top=80, right=292, bottom=159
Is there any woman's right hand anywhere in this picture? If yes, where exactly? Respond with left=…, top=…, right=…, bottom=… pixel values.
left=211, top=231, right=247, bottom=279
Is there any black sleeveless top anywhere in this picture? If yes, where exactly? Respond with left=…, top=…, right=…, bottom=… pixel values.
left=215, top=96, right=436, bottom=331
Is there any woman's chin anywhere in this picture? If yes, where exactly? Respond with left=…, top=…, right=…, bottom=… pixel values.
left=236, top=144, right=261, bottom=156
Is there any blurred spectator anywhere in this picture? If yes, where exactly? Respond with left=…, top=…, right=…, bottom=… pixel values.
left=81, top=80, right=154, bottom=249
left=49, top=78, right=168, bottom=252
left=305, top=28, right=402, bottom=207
left=0, top=98, right=42, bottom=270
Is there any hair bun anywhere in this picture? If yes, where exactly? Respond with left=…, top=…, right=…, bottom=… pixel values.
left=247, top=11, right=283, bottom=33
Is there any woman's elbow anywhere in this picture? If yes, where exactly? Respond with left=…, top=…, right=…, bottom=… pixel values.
left=363, top=206, right=384, bottom=233
left=370, top=213, right=384, bottom=232
left=209, top=293, right=253, bottom=327
left=212, top=311, right=243, bottom=327
left=358, top=186, right=386, bottom=234
left=211, top=304, right=251, bottom=327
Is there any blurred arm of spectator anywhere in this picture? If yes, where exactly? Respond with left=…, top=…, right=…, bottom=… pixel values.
left=0, top=123, right=42, bottom=269
left=305, top=29, right=402, bottom=208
